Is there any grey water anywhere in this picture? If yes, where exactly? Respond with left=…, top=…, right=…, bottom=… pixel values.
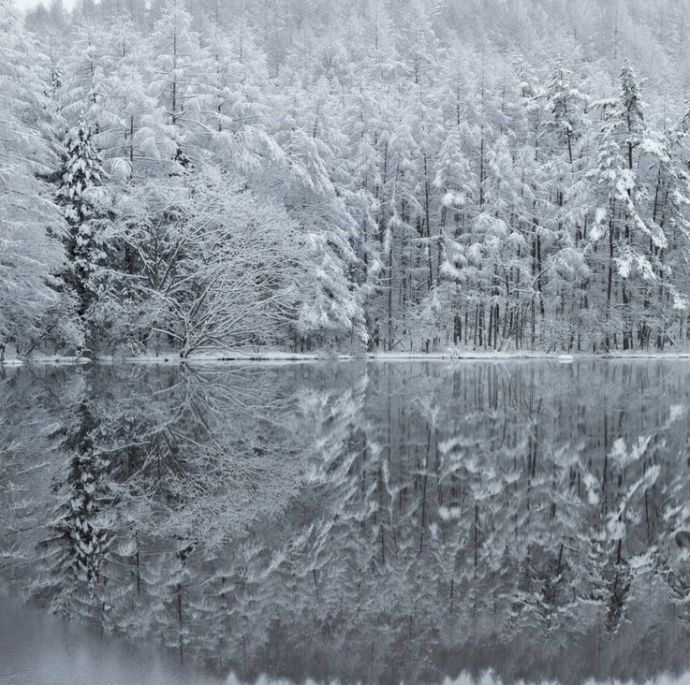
left=2, top=360, right=690, bottom=685
left=0, top=597, right=220, bottom=685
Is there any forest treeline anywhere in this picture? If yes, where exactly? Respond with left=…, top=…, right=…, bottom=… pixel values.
left=4, top=0, right=690, bottom=356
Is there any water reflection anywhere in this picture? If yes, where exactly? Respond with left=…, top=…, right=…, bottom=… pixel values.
left=2, top=361, right=690, bottom=684
left=0, top=597, right=221, bottom=685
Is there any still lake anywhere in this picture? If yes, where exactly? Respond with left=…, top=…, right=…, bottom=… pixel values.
left=2, top=360, right=690, bottom=685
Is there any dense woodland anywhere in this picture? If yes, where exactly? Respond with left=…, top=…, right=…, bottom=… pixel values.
left=3, top=361, right=690, bottom=683
left=6, top=0, right=690, bottom=356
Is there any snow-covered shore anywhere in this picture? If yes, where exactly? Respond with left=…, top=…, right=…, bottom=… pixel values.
left=4, top=349, right=690, bottom=367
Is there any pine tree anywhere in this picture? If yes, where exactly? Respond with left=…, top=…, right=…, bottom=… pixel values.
left=589, top=64, right=666, bottom=350
left=56, top=119, right=108, bottom=327
left=148, top=0, right=212, bottom=172
left=540, top=64, right=590, bottom=349
left=0, top=5, right=64, bottom=357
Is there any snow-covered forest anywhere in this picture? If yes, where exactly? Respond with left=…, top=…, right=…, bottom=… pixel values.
left=5, top=0, right=690, bottom=357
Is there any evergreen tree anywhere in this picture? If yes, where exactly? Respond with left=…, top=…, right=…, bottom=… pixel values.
left=589, top=65, right=666, bottom=350
left=56, top=120, right=108, bottom=331
left=0, top=5, right=65, bottom=357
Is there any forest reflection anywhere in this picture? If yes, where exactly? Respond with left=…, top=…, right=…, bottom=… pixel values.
left=2, top=361, right=690, bottom=685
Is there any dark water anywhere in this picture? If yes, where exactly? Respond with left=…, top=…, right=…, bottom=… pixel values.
left=2, top=360, right=690, bottom=684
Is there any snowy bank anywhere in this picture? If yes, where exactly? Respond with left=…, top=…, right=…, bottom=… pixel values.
left=5, top=349, right=690, bottom=367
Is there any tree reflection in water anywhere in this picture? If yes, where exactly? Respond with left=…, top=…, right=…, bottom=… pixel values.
left=2, top=360, right=690, bottom=684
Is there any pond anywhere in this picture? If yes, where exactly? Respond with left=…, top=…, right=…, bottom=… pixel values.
left=2, top=360, right=690, bottom=684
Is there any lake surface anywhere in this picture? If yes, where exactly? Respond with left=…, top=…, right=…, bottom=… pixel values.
left=2, top=360, right=690, bottom=684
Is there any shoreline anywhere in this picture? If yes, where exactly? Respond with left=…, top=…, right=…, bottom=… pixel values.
left=4, top=350, right=690, bottom=367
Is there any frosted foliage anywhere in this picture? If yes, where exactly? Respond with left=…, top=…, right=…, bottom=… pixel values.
left=0, top=7, right=63, bottom=353
left=7, top=0, right=690, bottom=357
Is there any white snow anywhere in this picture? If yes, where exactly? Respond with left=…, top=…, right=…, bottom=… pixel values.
left=7, top=349, right=690, bottom=366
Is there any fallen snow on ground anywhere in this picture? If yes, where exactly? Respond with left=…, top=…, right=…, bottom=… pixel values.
left=5, top=348, right=690, bottom=366
left=0, top=356, right=90, bottom=366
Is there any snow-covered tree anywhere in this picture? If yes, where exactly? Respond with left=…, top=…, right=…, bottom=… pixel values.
left=6, top=0, right=690, bottom=355
left=55, top=119, right=109, bottom=327
left=93, top=168, right=305, bottom=356
left=0, top=6, right=64, bottom=357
